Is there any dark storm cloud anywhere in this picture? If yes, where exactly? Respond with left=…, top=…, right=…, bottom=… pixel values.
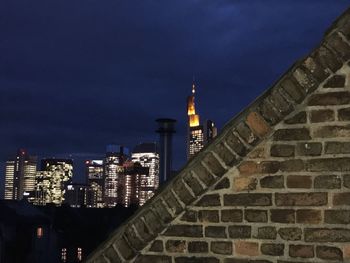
left=0, top=0, right=349, bottom=194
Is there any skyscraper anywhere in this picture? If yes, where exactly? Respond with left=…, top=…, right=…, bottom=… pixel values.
left=103, top=145, right=129, bottom=207
left=4, top=149, right=37, bottom=200
left=85, top=160, right=104, bottom=208
left=186, top=83, right=217, bottom=159
left=131, top=143, right=160, bottom=206
left=32, top=158, right=73, bottom=206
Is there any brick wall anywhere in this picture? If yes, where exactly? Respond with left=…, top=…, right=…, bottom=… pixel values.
left=86, top=8, right=350, bottom=263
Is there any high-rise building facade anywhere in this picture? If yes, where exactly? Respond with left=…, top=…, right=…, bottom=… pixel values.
left=186, top=83, right=217, bottom=159
left=131, top=143, right=160, bottom=206
left=4, top=149, right=37, bottom=200
left=31, top=158, right=73, bottom=206
left=85, top=160, right=104, bottom=208
left=103, top=145, right=129, bottom=207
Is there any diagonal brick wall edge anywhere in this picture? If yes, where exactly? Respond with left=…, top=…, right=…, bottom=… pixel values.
left=85, top=7, right=350, bottom=263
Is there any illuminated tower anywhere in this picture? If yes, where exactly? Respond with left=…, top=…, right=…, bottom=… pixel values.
left=131, top=143, right=160, bottom=206
left=187, top=83, right=204, bottom=159
left=4, top=149, right=37, bottom=200
left=186, top=83, right=218, bottom=160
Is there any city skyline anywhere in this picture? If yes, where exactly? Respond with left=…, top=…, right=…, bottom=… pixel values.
left=1, top=1, right=349, bottom=197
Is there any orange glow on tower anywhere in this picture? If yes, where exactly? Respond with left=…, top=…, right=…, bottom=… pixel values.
left=187, top=83, right=200, bottom=127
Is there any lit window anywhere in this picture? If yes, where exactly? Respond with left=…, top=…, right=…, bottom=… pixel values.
left=77, top=247, right=82, bottom=261
left=36, top=227, right=43, bottom=238
left=61, top=248, right=67, bottom=262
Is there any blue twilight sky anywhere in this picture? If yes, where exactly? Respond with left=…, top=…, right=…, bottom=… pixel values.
left=0, top=0, right=349, bottom=196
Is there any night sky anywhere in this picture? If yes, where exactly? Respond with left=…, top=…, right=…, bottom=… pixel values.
left=0, top=0, right=349, bottom=196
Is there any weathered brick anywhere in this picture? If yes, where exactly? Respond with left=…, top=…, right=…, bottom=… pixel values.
left=296, top=209, right=322, bottom=224
left=238, top=161, right=259, bottom=175
left=202, top=152, right=226, bottom=177
left=313, top=44, right=343, bottom=73
left=149, top=240, right=163, bottom=252
left=257, top=226, right=277, bottom=240
left=226, top=259, right=272, bottom=263
left=234, top=241, right=259, bottom=256
left=248, top=146, right=265, bottom=159
left=235, top=122, right=259, bottom=146
left=289, top=245, right=314, bottom=258
left=310, top=109, right=334, bottom=123
left=192, top=163, right=216, bottom=187
left=94, top=254, right=110, bottom=263
left=142, top=209, right=164, bottom=234
left=324, top=74, right=346, bottom=88
left=325, top=32, right=350, bottom=61
left=173, top=179, right=195, bottom=205
left=198, top=210, right=219, bottom=223
left=196, top=194, right=221, bottom=207
left=163, top=225, right=202, bottom=238
left=135, top=255, right=171, bottom=263
left=246, top=111, right=271, bottom=138
left=274, top=128, right=311, bottom=141
left=287, top=175, right=312, bottom=189
left=275, top=193, right=327, bottom=206
left=305, top=228, right=350, bottom=242
left=152, top=199, right=173, bottom=224
left=114, top=236, right=135, bottom=260
left=214, top=142, right=238, bottom=167
left=183, top=172, right=205, bottom=196
left=314, top=175, right=341, bottom=189
left=245, top=209, right=268, bottom=222
left=258, top=98, right=282, bottom=125
left=225, top=131, right=248, bottom=157
left=261, top=243, right=284, bottom=256
left=233, top=177, right=257, bottom=191
left=334, top=193, right=350, bottom=205
left=326, top=141, right=350, bottom=154
left=293, top=67, right=319, bottom=93
left=221, top=209, right=243, bottom=222
left=325, top=210, right=350, bottom=224
left=308, top=92, right=350, bottom=106
left=339, top=107, right=350, bottom=121
left=284, top=111, right=307, bottom=124
left=344, top=174, right=350, bottom=188
left=308, top=157, right=350, bottom=171
left=314, top=125, right=350, bottom=138
left=180, top=210, right=197, bottom=222
left=296, top=142, right=322, bottom=156
left=302, top=56, right=330, bottom=82
left=228, top=225, right=251, bottom=238
left=211, top=241, right=233, bottom=255
left=278, top=227, right=302, bottom=241
left=280, top=77, right=306, bottom=103
left=214, top=177, right=230, bottom=190
left=188, top=241, right=208, bottom=253
left=163, top=191, right=183, bottom=216
left=133, top=218, right=153, bottom=242
left=260, top=175, right=284, bottom=188
left=270, top=144, right=295, bottom=157
left=260, top=161, right=280, bottom=173
left=124, top=225, right=145, bottom=251
left=205, top=226, right=227, bottom=238
left=269, top=89, right=295, bottom=115
left=175, top=257, right=219, bottom=263
left=166, top=240, right=186, bottom=253
left=271, top=209, right=295, bottom=223
left=224, top=193, right=272, bottom=206
left=280, top=159, right=305, bottom=172
left=104, top=246, right=122, bottom=263
left=316, top=246, right=343, bottom=260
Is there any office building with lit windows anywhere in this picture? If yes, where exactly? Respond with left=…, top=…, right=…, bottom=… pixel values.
left=31, top=158, right=73, bottom=206
left=4, top=149, right=37, bottom=200
left=85, top=160, right=104, bottom=208
left=131, top=143, right=160, bottom=206
left=103, top=145, right=129, bottom=207
left=187, top=83, right=217, bottom=159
